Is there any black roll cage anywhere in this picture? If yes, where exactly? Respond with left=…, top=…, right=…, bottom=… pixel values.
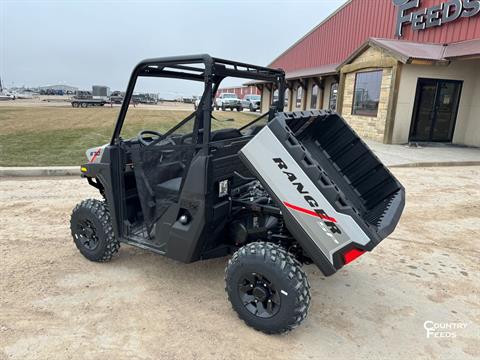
left=110, top=54, right=286, bottom=151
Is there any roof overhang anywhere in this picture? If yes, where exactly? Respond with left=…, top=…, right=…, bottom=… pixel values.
left=338, top=37, right=480, bottom=70
left=444, top=38, right=480, bottom=59
left=284, top=64, right=339, bottom=80
left=245, top=63, right=339, bottom=86
left=337, top=38, right=450, bottom=70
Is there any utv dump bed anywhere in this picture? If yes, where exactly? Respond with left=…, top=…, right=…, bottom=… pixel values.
left=239, top=110, right=405, bottom=276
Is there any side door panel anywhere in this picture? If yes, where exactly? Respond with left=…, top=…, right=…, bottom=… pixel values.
left=131, top=142, right=196, bottom=229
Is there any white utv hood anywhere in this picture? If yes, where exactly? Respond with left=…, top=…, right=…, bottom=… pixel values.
left=86, top=144, right=108, bottom=163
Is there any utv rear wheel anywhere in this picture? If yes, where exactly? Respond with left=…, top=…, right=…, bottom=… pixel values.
left=225, top=242, right=310, bottom=334
left=70, top=199, right=120, bottom=262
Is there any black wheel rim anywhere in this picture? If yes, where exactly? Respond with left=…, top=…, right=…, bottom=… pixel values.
left=238, top=272, right=281, bottom=318
left=76, top=219, right=99, bottom=251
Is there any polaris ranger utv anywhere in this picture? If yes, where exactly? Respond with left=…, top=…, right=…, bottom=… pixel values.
left=71, top=55, right=405, bottom=334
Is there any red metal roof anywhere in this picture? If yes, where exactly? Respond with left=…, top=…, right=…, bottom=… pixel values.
left=270, top=0, right=480, bottom=72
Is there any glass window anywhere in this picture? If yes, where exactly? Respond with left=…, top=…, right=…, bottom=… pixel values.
left=295, top=86, right=303, bottom=109
left=352, top=70, right=383, bottom=117
left=310, top=84, right=319, bottom=109
left=329, top=82, right=338, bottom=111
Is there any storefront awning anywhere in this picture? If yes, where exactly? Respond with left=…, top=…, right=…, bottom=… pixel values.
left=444, top=38, right=480, bottom=59
left=245, top=63, right=339, bottom=86
left=284, top=64, right=339, bottom=79
left=339, top=37, right=480, bottom=69
left=370, top=38, right=446, bottom=62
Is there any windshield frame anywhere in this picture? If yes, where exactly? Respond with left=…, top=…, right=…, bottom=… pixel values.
left=111, top=55, right=286, bottom=149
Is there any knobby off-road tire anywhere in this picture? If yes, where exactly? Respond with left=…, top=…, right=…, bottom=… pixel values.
left=225, top=242, right=311, bottom=334
left=70, top=199, right=120, bottom=262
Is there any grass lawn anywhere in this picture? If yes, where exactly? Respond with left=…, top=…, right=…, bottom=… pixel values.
left=0, top=106, right=257, bottom=166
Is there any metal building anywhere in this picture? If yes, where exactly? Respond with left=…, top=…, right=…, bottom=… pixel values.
left=216, top=85, right=260, bottom=99
left=257, top=0, right=480, bottom=147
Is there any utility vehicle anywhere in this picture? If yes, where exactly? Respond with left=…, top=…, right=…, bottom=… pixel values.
left=71, top=55, right=405, bottom=334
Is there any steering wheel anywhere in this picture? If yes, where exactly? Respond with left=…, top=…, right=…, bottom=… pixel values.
left=137, top=130, right=163, bottom=146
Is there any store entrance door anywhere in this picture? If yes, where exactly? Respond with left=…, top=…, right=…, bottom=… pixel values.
left=409, top=79, right=462, bottom=142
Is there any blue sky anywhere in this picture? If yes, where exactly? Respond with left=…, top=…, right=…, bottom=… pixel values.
left=1, top=0, right=345, bottom=97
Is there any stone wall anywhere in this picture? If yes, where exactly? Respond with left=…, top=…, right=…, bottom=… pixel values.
left=340, top=47, right=395, bottom=143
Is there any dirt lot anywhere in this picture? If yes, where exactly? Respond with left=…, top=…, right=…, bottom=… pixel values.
left=1, top=167, right=479, bottom=360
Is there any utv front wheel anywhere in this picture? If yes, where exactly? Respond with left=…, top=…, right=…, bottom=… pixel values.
left=70, top=199, right=120, bottom=262
left=225, top=242, right=310, bottom=334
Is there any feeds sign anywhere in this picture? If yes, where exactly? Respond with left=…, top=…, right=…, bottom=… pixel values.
left=393, top=0, right=480, bottom=36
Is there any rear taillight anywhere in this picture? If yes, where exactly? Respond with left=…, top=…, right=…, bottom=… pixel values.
left=343, top=248, right=365, bottom=265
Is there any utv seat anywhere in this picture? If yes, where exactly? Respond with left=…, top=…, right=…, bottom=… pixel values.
left=211, top=128, right=242, bottom=142
left=153, top=162, right=184, bottom=199
left=243, top=125, right=264, bottom=136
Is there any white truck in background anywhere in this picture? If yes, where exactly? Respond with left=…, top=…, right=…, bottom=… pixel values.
left=215, top=93, right=243, bottom=111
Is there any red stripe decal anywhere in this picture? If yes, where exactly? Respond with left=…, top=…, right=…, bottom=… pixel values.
left=283, top=201, right=337, bottom=223
left=90, top=148, right=101, bottom=163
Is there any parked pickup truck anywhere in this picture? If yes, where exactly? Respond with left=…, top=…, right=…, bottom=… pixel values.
left=215, top=93, right=243, bottom=111
left=241, top=94, right=261, bottom=112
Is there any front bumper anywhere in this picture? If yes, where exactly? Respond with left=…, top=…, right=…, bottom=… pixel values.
left=223, top=101, right=241, bottom=107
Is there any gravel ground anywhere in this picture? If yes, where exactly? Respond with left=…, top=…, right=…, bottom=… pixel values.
left=0, top=167, right=479, bottom=360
